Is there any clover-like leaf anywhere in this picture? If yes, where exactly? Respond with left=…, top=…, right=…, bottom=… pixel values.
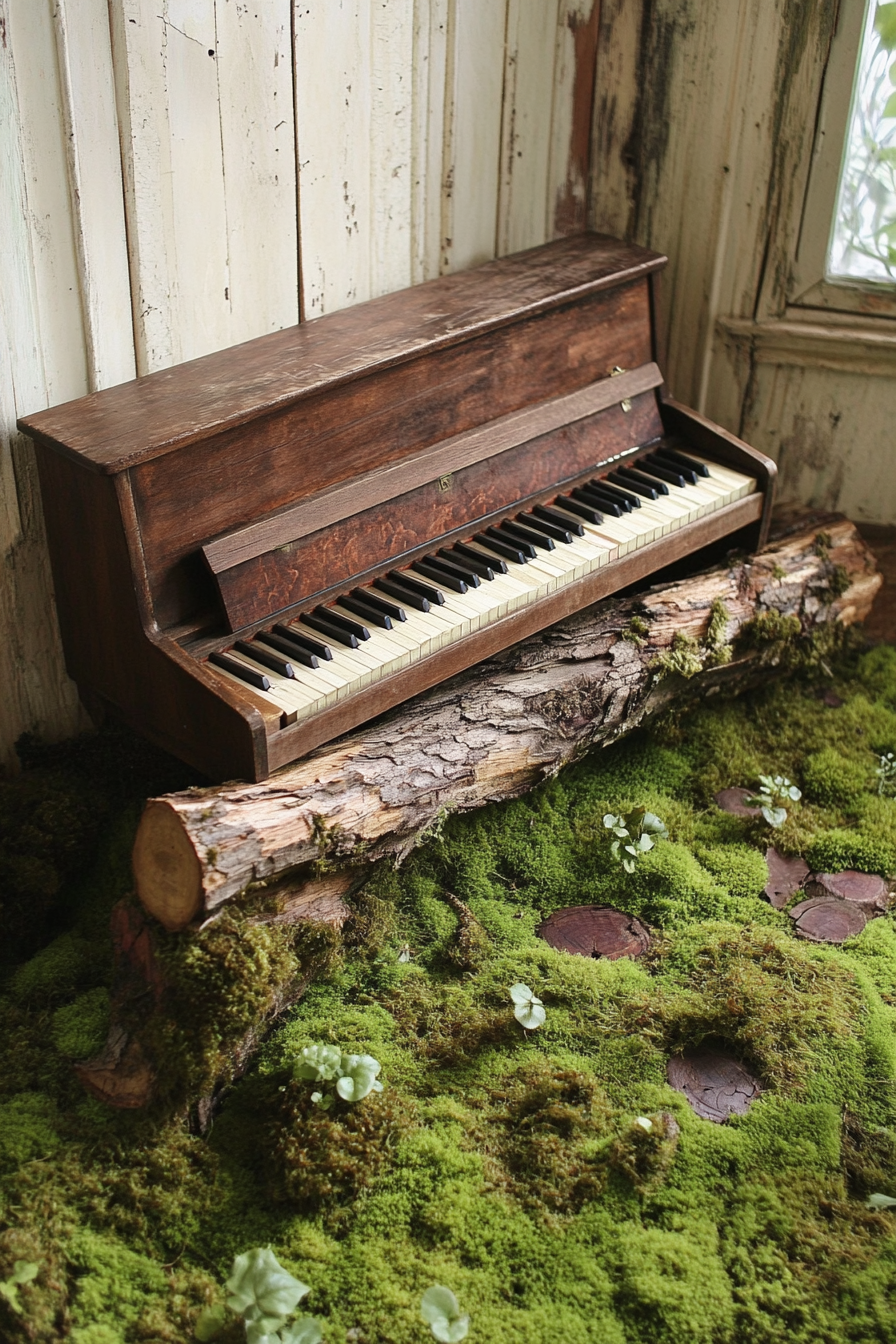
left=226, top=1248, right=308, bottom=1330
left=421, top=1286, right=470, bottom=1343
left=761, top=805, right=787, bottom=828
left=279, top=1316, right=324, bottom=1344
left=294, top=1043, right=342, bottom=1083
left=787, top=785, right=802, bottom=801
left=610, top=840, right=622, bottom=861
left=634, top=1116, right=653, bottom=1132
left=867, top=1191, right=896, bottom=1210
left=335, top=1053, right=383, bottom=1103
left=603, top=813, right=620, bottom=829
left=622, top=857, right=636, bottom=874
left=509, top=982, right=546, bottom=1030
left=641, top=812, right=668, bottom=837
left=310, top=1090, right=333, bottom=1111
left=637, top=833, right=654, bottom=852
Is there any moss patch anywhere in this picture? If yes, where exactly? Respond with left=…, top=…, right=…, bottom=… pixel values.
left=5, top=655, right=896, bottom=1339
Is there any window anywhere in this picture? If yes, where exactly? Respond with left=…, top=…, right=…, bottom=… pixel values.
left=791, top=0, right=896, bottom=314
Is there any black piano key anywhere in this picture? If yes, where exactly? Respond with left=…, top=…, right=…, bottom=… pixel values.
left=651, top=451, right=698, bottom=484
left=532, top=504, right=584, bottom=536
left=588, top=479, right=639, bottom=509
left=608, top=470, right=657, bottom=500
left=619, top=465, right=669, bottom=495
left=388, top=569, right=445, bottom=605
left=256, top=630, right=320, bottom=669
left=314, top=605, right=370, bottom=641
left=473, top=531, right=528, bottom=565
left=300, top=611, right=359, bottom=648
left=423, top=554, right=480, bottom=587
left=374, top=576, right=431, bottom=612
left=339, top=593, right=393, bottom=629
left=351, top=587, right=406, bottom=622
left=209, top=651, right=270, bottom=691
left=661, top=446, right=710, bottom=477
left=273, top=623, right=332, bottom=661
left=642, top=454, right=688, bottom=487
left=517, top=512, right=573, bottom=544
left=502, top=518, right=555, bottom=551
left=575, top=484, right=623, bottom=517
left=235, top=640, right=295, bottom=678
left=491, top=524, right=537, bottom=559
left=412, top=558, right=468, bottom=593
left=556, top=494, right=603, bottom=525
left=445, top=544, right=501, bottom=578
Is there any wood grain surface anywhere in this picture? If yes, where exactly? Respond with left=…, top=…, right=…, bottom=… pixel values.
left=537, top=906, right=651, bottom=960
left=763, top=848, right=808, bottom=910
left=788, top=895, right=867, bottom=943
left=667, top=1051, right=761, bottom=1122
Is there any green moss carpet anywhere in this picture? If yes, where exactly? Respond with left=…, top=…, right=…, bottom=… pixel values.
left=5, top=645, right=896, bottom=1341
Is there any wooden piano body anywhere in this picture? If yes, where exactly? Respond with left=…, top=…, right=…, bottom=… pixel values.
left=19, top=234, right=775, bottom=783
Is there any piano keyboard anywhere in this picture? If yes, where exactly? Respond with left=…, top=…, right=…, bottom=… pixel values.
left=207, top=449, right=756, bottom=727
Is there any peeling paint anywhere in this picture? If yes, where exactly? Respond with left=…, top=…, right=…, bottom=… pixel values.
left=554, top=0, right=601, bottom=236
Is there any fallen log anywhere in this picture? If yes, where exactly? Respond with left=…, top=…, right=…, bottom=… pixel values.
left=132, top=517, right=880, bottom=932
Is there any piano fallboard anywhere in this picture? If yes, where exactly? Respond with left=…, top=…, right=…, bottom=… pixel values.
left=19, top=234, right=775, bottom=782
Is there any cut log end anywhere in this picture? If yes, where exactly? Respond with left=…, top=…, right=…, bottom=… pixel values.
left=764, top=848, right=809, bottom=910
left=667, top=1050, right=761, bottom=1122
left=714, top=788, right=761, bottom=818
left=537, top=905, right=650, bottom=960
left=804, top=870, right=890, bottom=911
left=133, top=799, right=203, bottom=931
left=788, top=894, right=867, bottom=942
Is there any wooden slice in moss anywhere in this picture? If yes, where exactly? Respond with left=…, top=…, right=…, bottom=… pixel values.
left=764, top=848, right=809, bottom=910
left=804, top=870, right=890, bottom=912
left=788, top=895, right=867, bottom=942
left=537, top=905, right=650, bottom=960
left=714, top=788, right=761, bottom=817
left=667, top=1050, right=761, bottom=1122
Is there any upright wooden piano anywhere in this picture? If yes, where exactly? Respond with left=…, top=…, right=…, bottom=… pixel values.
left=19, top=234, right=775, bottom=782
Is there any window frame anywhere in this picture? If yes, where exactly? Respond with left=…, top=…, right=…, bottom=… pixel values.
left=790, top=0, right=896, bottom=317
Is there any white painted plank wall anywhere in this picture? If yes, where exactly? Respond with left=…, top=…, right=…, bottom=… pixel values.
left=109, top=0, right=297, bottom=373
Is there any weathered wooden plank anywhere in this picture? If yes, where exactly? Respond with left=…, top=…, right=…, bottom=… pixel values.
left=213, top=0, right=299, bottom=339
left=295, top=0, right=415, bottom=316
left=548, top=0, right=600, bottom=237
left=441, top=0, right=507, bottom=273
left=110, top=0, right=298, bottom=372
left=6, top=0, right=88, bottom=403
left=497, top=0, right=559, bottom=256
left=51, top=0, right=136, bottom=392
left=0, top=0, right=90, bottom=770
left=411, top=0, right=449, bottom=282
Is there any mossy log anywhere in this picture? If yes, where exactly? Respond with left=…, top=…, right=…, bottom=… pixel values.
left=133, top=517, right=880, bottom=933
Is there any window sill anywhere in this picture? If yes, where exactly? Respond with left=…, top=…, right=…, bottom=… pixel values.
left=717, top=313, right=896, bottom=377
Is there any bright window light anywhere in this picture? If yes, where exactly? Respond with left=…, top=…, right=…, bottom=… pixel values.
left=829, top=0, right=896, bottom=283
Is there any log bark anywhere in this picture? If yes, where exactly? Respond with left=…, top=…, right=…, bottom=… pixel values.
left=133, top=517, right=881, bottom=932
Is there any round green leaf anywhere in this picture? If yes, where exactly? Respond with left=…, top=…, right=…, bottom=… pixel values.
left=421, top=1287, right=470, bottom=1343
left=335, top=1053, right=383, bottom=1103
